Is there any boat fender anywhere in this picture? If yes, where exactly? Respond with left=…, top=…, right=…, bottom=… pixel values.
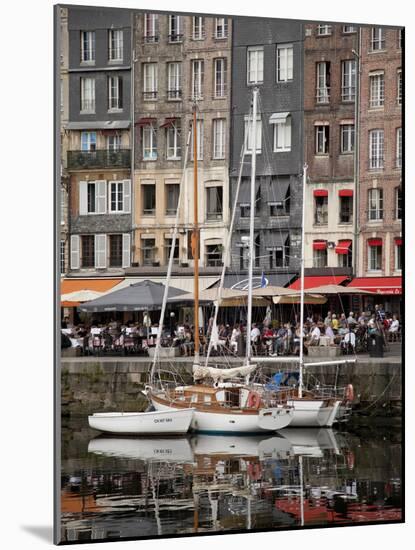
left=247, top=391, right=261, bottom=409
left=345, top=384, right=354, bottom=402
left=248, top=462, right=262, bottom=481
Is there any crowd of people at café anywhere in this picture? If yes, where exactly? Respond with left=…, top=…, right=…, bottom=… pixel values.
left=61, top=303, right=401, bottom=357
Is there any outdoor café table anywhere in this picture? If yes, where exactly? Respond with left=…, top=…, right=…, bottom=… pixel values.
left=319, top=336, right=331, bottom=346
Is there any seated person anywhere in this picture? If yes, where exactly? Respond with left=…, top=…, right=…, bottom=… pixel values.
left=305, top=323, right=320, bottom=347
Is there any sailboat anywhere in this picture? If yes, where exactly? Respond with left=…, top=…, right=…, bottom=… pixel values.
left=148, top=98, right=294, bottom=433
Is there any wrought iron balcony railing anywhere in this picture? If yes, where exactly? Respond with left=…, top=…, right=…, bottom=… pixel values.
left=67, top=149, right=131, bottom=170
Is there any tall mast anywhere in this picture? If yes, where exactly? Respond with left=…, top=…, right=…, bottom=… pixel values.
left=192, top=104, right=200, bottom=365
left=298, top=163, right=308, bottom=398
left=246, top=88, right=258, bottom=365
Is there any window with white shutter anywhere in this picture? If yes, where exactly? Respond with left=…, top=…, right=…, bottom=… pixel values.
left=79, top=181, right=88, bottom=215
left=122, top=233, right=131, bottom=268
left=95, top=234, right=107, bottom=268
left=96, top=180, right=107, bottom=214
left=123, top=180, right=131, bottom=213
left=70, top=235, right=80, bottom=270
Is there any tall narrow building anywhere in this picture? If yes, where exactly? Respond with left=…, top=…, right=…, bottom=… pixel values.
left=60, top=6, right=69, bottom=276
left=129, top=13, right=231, bottom=291
left=66, top=6, right=133, bottom=276
left=229, top=17, right=304, bottom=288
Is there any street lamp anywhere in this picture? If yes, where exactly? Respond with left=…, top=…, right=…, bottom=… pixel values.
left=170, top=311, right=176, bottom=338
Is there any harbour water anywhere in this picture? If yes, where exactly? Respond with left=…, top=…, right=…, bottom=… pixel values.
left=59, top=418, right=402, bottom=542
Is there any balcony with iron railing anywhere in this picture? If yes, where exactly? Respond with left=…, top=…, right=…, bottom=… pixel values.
left=167, top=88, right=182, bottom=100
left=168, top=33, right=183, bottom=43
left=67, top=149, right=131, bottom=170
left=143, top=34, right=159, bottom=43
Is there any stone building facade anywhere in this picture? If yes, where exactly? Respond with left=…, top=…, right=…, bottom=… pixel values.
left=60, top=6, right=69, bottom=276
left=131, top=13, right=231, bottom=273
left=357, top=26, right=402, bottom=278
left=303, top=23, right=358, bottom=273
left=230, top=17, right=304, bottom=286
left=66, top=6, right=133, bottom=276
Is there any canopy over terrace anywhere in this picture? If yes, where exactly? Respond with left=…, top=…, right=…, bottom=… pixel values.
left=346, top=277, right=402, bottom=295
left=78, top=280, right=187, bottom=312
left=303, top=284, right=374, bottom=295
left=168, top=287, right=269, bottom=307
left=60, top=278, right=124, bottom=307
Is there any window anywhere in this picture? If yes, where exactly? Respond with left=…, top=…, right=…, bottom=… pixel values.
left=396, top=127, right=402, bottom=168
left=369, top=129, right=384, bottom=169
left=142, top=124, right=157, bottom=160
left=239, top=246, right=249, bottom=270
left=371, top=27, right=385, bottom=50
left=343, top=25, right=357, bottom=33
left=397, top=70, right=402, bottom=105
left=269, top=202, right=287, bottom=217
left=341, top=124, right=355, bottom=153
left=338, top=244, right=353, bottom=268
left=81, top=131, right=96, bottom=151
left=395, top=187, right=402, bottom=219
left=108, top=76, right=123, bottom=110
left=254, top=235, right=261, bottom=268
left=269, top=245, right=288, bottom=269
left=143, top=63, right=158, bottom=100
left=395, top=241, right=402, bottom=271
left=206, top=186, right=223, bottom=220
left=142, top=238, right=156, bottom=265
left=341, top=60, right=356, bottom=101
left=169, top=15, right=182, bottom=42
left=108, top=29, right=123, bottom=61
left=81, top=31, right=95, bottom=63
left=109, top=181, right=123, bottom=212
left=206, top=244, right=222, bottom=267
left=247, top=47, right=264, bottom=84
left=60, top=241, right=65, bottom=273
left=316, top=62, right=330, bottom=103
left=190, top=120, right=204, bottom=160
left=214, top=58, right=227, bottom=98
left=313, top=247, right=328, bottom=268
left=339, top=196, right=353, bottom=223
left=398, top=28, right=403, bottom=49
left=166, top=184, right=180, bottom=215
left=81, top=235, right=94, bottom=268
left=244, top=115, right=262, bottom=154
left=80, top=77, right=95, bottom=112
left=215, top=17, right=228, bottom=39
left=369, top=72, right=384, bottom=107
left=142, top=184, right=156, bottom=215
left=368, top=188, right=383, bottom=220
left=315, top=125, right=329, bottom=154
left=144, top=14, right=158, bottom=42
left=273, top=116, right=291, bottom=152
left=166, top=121, right=181, bottom=159
left=368, top=242, right=382, bottom=271
left=87, top=182, right=96, bottom=213
left=109, top=234, right=122, bottom=267
left=317, top=24, right=332, bottom=36
left=107, top=134, right=121, bottom=151
left=213, top=119, right=226, bottom=159
left=192, top=16, right=204, bottom=40
left=165, top=238, right=179, bottom=264
left=167, top=62, right=182, bottom=99
left=61, top=189, right=66, bottom=223
left=191, top=60, right=204, bottom=100
left=60, top=79, right=64, bottom=112
left=276, top=44, right=293, bottom=82
left=314, top=196, right=328, bottom=225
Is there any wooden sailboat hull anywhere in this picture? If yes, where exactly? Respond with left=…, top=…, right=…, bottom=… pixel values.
left=88, top=409, right=194, bottom=435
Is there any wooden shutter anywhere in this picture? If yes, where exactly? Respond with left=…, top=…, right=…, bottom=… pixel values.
left=122, top=233, right=131, bottom=268
left=123, top=179, right=131, bottom=213
left=70, top=235, right=80, bottom=269
left=96, top=180, right=107, bottom=214
left=79, top=181, right=87, bottom=215
left=95, top=234, right=107, bottom=268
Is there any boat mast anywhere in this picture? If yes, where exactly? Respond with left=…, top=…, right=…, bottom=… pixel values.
left=192, top=104, right=200, bottom=366
left=298, top=163, right=308, bottom=398
left=246, top=88, right=258, bottom=365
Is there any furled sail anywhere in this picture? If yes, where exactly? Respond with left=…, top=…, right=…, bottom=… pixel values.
left=193, top=364, right=257, bottom=383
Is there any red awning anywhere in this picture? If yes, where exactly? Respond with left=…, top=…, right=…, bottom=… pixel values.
left=347, top=277, right=402, bottom=295
left=313, top=240, right=327, bottom=250
left=160, top=117, right=178, bottom=128
left=313, top=189, right=328, bottom=197
left=339, top=189, right=353, bottom=197
left=335, top=239, right=352, bottom=254
left=135, top=117, right=156, bottom=126
left=395, top=237, right=402, bottom=246
left=289, top=275, right=349, bottom=290
left=368, top=238, right=382, bottom=246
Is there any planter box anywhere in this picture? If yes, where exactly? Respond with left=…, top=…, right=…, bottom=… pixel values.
left=148, top=346, right=181, bottom=358
left=308, top=346, right=341, bottom=358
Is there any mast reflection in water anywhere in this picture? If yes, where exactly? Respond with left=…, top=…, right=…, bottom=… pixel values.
left=60, top=419, right=402, bottom=543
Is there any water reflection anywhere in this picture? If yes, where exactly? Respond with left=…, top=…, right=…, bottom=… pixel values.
left=60, top=421, right=402, bottom=542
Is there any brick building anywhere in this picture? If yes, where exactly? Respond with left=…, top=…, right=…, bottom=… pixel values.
left=130, top=12, right=231, bottom=284
left=303, top=23, right=358, bottom=274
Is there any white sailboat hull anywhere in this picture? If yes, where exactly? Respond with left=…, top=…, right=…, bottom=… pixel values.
left=151, top=399, right=293, bottom=433
left=88, top=436, right=194, bottom=462
left=88, top=409, right=194, bottom=435
left=286, top=399, right=341, bottom=427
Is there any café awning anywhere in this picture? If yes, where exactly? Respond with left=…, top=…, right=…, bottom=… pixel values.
left=289, top=275, right=349, bottom=290
left=160, top=117, right=178, bottom=128
left=263, top=231, right=289, bottom=251
left=335, top=239, right=352, bottom=254
left=262, top=180, right=290, bottom=203
left=347, top=277, right=402, bottom=295
left=60, top=278, right=124, bottom=306
left=313, top=240, right=327, bottom=250
left=269, top=112, right=290, bottom=124
left=135, top=117, right=156, bottom=126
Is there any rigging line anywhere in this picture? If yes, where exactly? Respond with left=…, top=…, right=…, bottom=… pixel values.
left=150, top=128, right=192, bottom=385
left=204, top=101, right=251, bottom=367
